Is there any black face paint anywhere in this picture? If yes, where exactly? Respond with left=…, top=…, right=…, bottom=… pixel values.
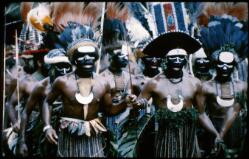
left=143, top=57, right=161, bottom=70
left=54, top=62, right=72, bottom=76
left=166, top=55, right=186, bottom=70
left=194, top=57, right=210, bottom=72
left=74, top=53, right=97, bottom=74
left=109, top=48, right=128, bottom=68
left=23, top=58, right=36, bottom=74
left=216, top=61, right=234, bottom=77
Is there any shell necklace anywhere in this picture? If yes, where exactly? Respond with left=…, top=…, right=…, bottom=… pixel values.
left=215, top=81, right=235, bottom=107
left=74, top=74, right=94, bottom=119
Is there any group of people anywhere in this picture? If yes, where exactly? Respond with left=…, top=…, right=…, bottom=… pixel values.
left=3, top=2, right=247, bottom=158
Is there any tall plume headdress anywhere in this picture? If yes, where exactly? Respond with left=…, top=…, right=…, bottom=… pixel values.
left=19, top=2, right=49, bottom=57
left=196, top=2, right=248, bottom=27
left=103, top=2, right=129, bottom=50
left=50, top=2, right=102, bottom=62
left=199, top=15, right=248, bottom=64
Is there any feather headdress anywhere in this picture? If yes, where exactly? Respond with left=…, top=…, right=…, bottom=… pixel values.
left=50, top=2, right=102, bottom=61
left=27, top=3, right=53, bottom=32
left=20, top=2, right=33, bottom=23
left=44, top=48, right=70, bottom=64
left=197, top=2, right=248, bottom=27
left=199, top=15, right=248, bottom=63
left=19, top=2, right=47, bottom=55
left=103, top=2, right=129, bottom=48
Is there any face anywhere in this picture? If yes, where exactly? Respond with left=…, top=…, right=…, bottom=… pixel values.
left=23, top=58, right=36, bottom=74
left=108, top=47, right=128, bottom=68
left=166, top=55, right=186, bottom=71
left=216, top=51, right=235, bottom=77
left=143, top=57, right=161, bottom=70
left=53, top=62, right=72, bottom=76
left=216, top=61, right=234, bottom=77
left=194, top=57, right=210, bottom=72
left=74, top=53, right=98, bottom=72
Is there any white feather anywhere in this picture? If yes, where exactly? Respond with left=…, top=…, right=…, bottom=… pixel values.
left=126, top=17, right=150, bottom=43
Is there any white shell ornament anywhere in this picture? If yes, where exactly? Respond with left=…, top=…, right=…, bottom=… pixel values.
left=167, top=95, right=184, bottom=112
left=216, top=96, right=234, bottom=107
left=75, top=92, right=94, bottom=105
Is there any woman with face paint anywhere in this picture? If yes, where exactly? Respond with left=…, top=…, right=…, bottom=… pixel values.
left=16, top=49, right=72, bottom=157
left=129, top=31, right=223, bottom=158
left=198, top=16, right=248, bottom=158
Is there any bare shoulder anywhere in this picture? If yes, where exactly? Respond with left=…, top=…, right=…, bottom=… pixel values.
left=145, top=73, right=161, bottom=88
left=99, top=69, right=110, bottom=77
left=233, top=79, right=247, bottom=92
left=34, top=77, right=49, bottom=91
left=94, top=73, right=108, bottom=86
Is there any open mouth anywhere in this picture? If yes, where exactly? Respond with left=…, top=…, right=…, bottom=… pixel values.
left=151, top=65, right=157, bottom=69
left=83, top=65, right=93, bottom=68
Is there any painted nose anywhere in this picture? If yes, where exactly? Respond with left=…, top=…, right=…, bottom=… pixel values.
left=175, top=57, right=181, bottom=63
left=223, top=66, right=228, bottom=70
left=152, top=57, right=157, bottom=63
left=62, top=68, right=67, bottom=75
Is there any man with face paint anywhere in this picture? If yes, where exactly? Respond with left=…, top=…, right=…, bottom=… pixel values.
left=40, top=5, right=137, bottom=154
left=16, top=49, right=72, bottom=157
left=198, top=51, right=247, bottom=157
left=198, top=16, right=248, bottom=157
left=5, top=49, right=49, bottom=134
left=129, top=32, right=223, bottom=158
left=191, top=48, right=212, bottom=81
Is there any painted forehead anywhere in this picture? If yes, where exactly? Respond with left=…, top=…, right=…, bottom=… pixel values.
left=218, top=51, right=234, bottom=63
left=166, top=48, right=187, bottom=56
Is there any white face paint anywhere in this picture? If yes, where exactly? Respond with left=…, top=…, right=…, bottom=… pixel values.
left=219, top=51, right=234, bottom=63
left=167, top=48, right=187, bottom=56
left=77, top=46, right=96, bottom=53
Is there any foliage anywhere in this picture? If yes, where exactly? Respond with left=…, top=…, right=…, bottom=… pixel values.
left=113, top=113, right=154, bottom=157
left=155, top=107, right=198, bottom=130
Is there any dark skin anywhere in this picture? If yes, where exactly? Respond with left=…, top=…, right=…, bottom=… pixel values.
left=193, top=57, right=212, bottom=81
left=132, top=54, right=222, bottom=151
left=6, top=58, right=48, bottom=133
left=200, top=58, right=247, bottom=140
left=43, top=52, right=133, bottom=145
left=17, top=62, right=72, bottom=157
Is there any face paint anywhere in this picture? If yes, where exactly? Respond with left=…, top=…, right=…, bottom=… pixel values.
left=143, top=57, right=161, bottom=70
left=216, top=61, right=234, bottom=77
left=194, top=57, right=210, bottom=72
left=216, top=52, right=235, bottom=77
left=109, top=47, right=128, bottom=68
left=23, top=58, right=36, bottom=74
left=54, top=62, right=72, bottom=76
left=73, top=53, right=97, bottom=73
left=166, top=55, right=186, bottom=70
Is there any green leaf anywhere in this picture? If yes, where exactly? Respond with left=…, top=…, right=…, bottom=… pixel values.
left=118, top=114, right=154, bottom=157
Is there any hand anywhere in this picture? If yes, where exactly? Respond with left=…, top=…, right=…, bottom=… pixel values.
left=214, top=135, right=225, bottom=153
left=16, top=141, right=28, bottom=157
left=125, top=94, right=137, bottom=105
left=12, top=122, right=20, bottom=133
left=45, top=128, right=58, bottom=145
